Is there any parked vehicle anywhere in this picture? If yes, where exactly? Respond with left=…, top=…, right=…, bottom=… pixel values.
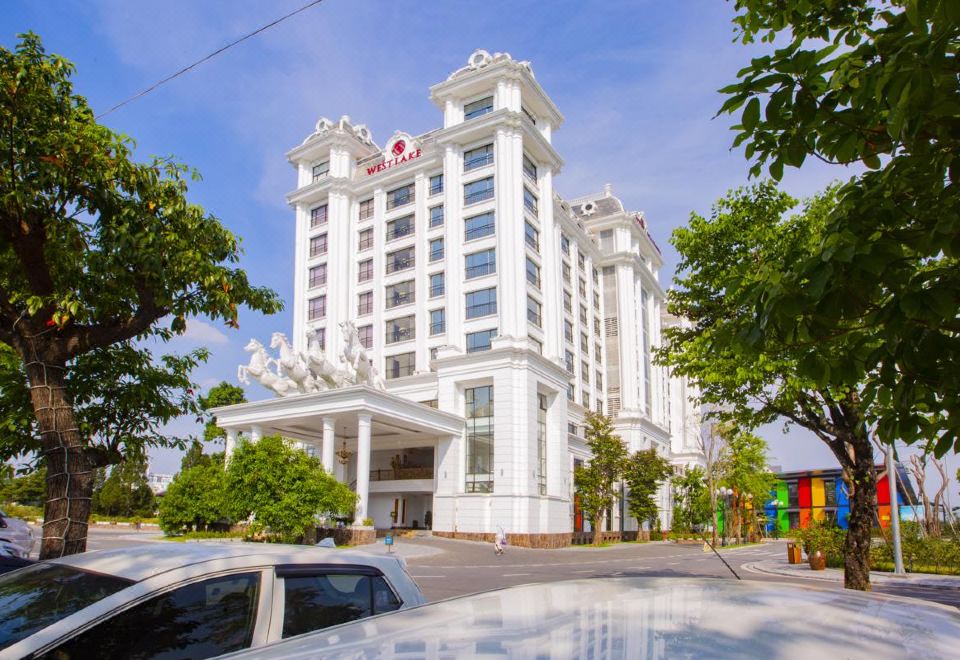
left=0, top=510, right=35, bottom=559
left=0, top=542, right=424, bottom=659
left=220, top=578, right=960, bottom=659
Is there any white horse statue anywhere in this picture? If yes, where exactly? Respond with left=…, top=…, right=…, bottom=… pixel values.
left=238, top=338, right=298, bottom=397
left=341, top=320, right=371, bottom=378
left=304, top=329, right=341, bottom=389
left=271, top=331, right=316, bottom=393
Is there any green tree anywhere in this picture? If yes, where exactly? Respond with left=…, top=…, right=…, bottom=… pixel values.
left=720, top=1, right=960, bottom=454
left=199, top=381, right=246, bottom=444
left=672, top=465, right=710, bottom=533
left=158, top=458, right=227, bottom=535
left=0, top=466, right=46, bottom=506
left=0, top=34, right=281, bottom=558
left=225, top=435, right=356, bottom=541
left=574, top=413, right=629, bottom=545
left=659, top=183, right=881, bottom=590
left=720, top=430, right=775, bottom=540
left=623, top=448, right=672, bottom=531
left=94, top=456, right=155, bottom=518
left=180, top=439, right=212, bottom=472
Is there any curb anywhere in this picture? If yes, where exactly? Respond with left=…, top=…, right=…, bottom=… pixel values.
left=743, top=561, right=960, bottom=588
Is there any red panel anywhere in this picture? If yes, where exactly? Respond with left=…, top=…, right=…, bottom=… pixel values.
left=877, top=476, right=891, bottom=505
left=798, top=478, right=812, bottom=508
left=878, top=505, right=892, bottom=529
left=799, top=509, right=812, bottom=529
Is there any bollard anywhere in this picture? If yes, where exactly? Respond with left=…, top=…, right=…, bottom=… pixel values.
left=385, top=534, right=394, bottom=553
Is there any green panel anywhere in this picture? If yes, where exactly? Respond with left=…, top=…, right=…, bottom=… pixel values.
left=776, top=481, right=789, bottom=532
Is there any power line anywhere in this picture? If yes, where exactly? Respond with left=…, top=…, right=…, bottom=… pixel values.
left=96, top=0, right=327, bottom=119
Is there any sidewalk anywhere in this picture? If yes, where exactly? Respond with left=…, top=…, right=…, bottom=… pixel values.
left=744, top=557, right=960, bottom=588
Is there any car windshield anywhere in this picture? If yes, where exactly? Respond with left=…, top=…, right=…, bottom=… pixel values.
left=0, top=563, right=133, bottom=651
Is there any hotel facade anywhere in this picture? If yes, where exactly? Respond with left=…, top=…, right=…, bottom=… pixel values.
left=214, top=50, right=704, bottom=546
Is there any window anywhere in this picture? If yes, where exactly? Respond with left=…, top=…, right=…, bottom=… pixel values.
left=430, top=308, right=445, bottom=335
left=578, top=252, right=586, bottom=271
left=464, top=95, right=493, bottom=120
left=824, top=479, right=837, bottom=507
left=523, top=187, right=538, bottom=215
left=47, top=573, right=260, bottom=660
left=525, top=257, right=541, bottom=288
left=429, top=205, right=444, bottom=228
left=358, top=259, right=373, bottom=283
left=527, top=296, right=542, bottom=327
left=313, top=328, right=326, bottom=351
left=465, top=248, right=496, bottom=279
left=596, top=370, right=603, bottom=390
left=537, top=393, right=547, bottom=495
left=422, top=398, right=438, bottom=408
left=429, top=174, right=443, bottom=196
left=465, top=287, right=497, bottom=318
left=524, top=221, right=540, bottom=251
left=358, top=325, right=373, bottom=349
left=593, top=292, right=601, bottom=311
left=580, top=305, right=588, bottom=325
left=593, top=267, right=600, bottom=285
left=594, top=318, right=601, bottom=335
left=357, top=291, right=373, bottom=315
left=582, top=390, right=590, bottom=408
left=567, top=382, right=575, bottom=401
left=464, top=176, right=494, bottom=205
left=465, top=385, right=494, bottom=493
left=564, top=350, right=575, bottom=373
left=787, top=481, right=799, bottom=507
left=385, top=352, right=415, bottom=379
left=386, top=183, right=415, bottom=210
left=430, top=237, right=444, bottom=262
left=580, top=333, right=589, bottom=352
left=562, top=262, right=571, bottom=283
left=563, top=291, right=573, bottom=313
left=579, top=279, right=587, bottom=298
left=359, top=198, right=374, bottom=221
left=312, top=161, right=329, bottom=182
left=429, top=347, right=439, bottom=366
left=595, top=343, right=602, bottom=361
left=429, top=272, right=445, bottom=298
left=310, top=204, right=328, bottom=228
left=308, top=296, right=326, bottom=320
left=386, top=246, right=415, bottom=274
left=561, top=233, right=570, bottom=255
left=310, top=234, right=328, bottom=258
left=466, top=328, right=496, bottom=353
left=564, top=320, right=573, bottom=342
left=385, top=280, right=415, bottom=309
left=309, top=264, right=327, bottom=288
left=531, top=338, right=543, bottom=354
left=280, top=573, right=400, bottom=640
left=523, top=153, right=537, bottom=181
left=385, top=316, right=416, bottom=344
left=358, top=228, right=374, bottom=251
left=464, top=211, right=495, bottom=240
left=464, top=144, right=494, bottom=171
left=386, top=215, right=414, bottom=241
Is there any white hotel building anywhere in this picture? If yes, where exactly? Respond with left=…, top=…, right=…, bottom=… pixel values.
left=214, top=50, right=703, bottom=546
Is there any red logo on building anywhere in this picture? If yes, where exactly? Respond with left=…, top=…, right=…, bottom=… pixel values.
left=366, top=137, right=423, bottom=176
left=391, top=140, right=406, bottom=157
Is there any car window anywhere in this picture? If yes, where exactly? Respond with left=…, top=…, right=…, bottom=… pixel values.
left=39, top=571, right=260, bottom=660
left=281, top=573, right=401, bottom=639
left=0, top=563, right=133, bottom=651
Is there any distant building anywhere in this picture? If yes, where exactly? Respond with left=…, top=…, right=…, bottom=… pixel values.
left=146, top=472, right=173, bottom=495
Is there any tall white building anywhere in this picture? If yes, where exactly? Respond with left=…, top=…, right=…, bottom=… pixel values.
left=215, top=50, right=703, bottom=546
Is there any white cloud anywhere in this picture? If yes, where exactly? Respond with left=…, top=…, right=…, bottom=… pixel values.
left=181, top=319, right=229, bottom=345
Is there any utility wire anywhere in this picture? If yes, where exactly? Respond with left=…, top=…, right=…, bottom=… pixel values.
left=97, top=0, right=327, bottom=119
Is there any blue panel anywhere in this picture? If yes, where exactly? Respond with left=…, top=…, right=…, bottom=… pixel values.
left=764, top=506, right=776, bottom=533
left=836, top=480, right=849, bottom=506
left=836, top=506, right=850, bottom=529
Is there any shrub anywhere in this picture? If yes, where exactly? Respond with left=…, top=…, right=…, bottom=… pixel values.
left=796, top=520, right=845, bottom=564
left=870, top=521, right=960, bottom=575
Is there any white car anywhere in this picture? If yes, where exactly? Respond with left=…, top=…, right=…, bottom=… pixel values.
left=0, top=542, right=424, bottom=659
left=221, top=578, right=960, bottom=659
left=0, top=510, right=34, bottom=559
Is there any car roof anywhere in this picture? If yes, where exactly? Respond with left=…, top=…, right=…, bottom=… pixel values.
left=46, top=542, right=401, bottom=582
left=223, top=578, right=960, bottom=659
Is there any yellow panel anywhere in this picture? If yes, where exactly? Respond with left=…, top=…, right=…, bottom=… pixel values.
left=813, top=507, right=826, bottom=522
left=811, top=478, right=826, bottom=507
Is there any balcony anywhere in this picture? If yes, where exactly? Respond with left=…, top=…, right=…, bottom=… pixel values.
left=370, top=466, right=434, bottom=482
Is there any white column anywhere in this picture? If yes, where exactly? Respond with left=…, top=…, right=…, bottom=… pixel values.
left=225, top=428, right=238, bottom=462
left=250, top=425, right=263, bottom=443
left=322, top=417, right=336, bottom=474
left=355, top=414, right=372, bottom=523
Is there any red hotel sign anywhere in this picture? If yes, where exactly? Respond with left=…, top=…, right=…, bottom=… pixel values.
left=366, top=138, right=423, bottom=176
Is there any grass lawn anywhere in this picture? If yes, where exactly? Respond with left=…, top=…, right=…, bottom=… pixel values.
left=164, top=531, right=246, bottom=542
left=871, top=561, right=960, bottom=576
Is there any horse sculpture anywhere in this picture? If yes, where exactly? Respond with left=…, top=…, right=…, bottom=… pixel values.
left=304, top=329, right=341, bottom=389
left=340, top=320, right=386, bottom=390
left=271, top=331, right=316, bottom=393
left=238, top=338, right=297, bottom=396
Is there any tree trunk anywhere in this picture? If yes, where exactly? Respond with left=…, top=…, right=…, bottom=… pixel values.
left=842, top=433, right=877, bottom=591
left=25, top=359, right=95, bottom=559
left=593, top=513, right=603, bottom=546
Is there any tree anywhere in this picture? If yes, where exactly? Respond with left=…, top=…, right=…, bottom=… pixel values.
left=574, top=413, right=629, bottom=545
left=659, top=183, right=882, bottom=590
left=0, top=34, right=281, bottom=558
left=0, top=466, right=46, bottom=506
left=93, top=456, right=155, bottom=518
left=158, top=458, right=227, bottom=535
left=623, top=448, right=672, bottom=531
left=699, top=422, right=729, bottom=548
left=672, top=465, right=710, bottom=533
left=721, top=429, right=775, bottom=540
left=199, top=381, right=246, bottom=444
left=225, top=435, right=356, bottom=541
left=180, top=439, right=212, bottom=472
left=720, top=1, right=960, bottom=454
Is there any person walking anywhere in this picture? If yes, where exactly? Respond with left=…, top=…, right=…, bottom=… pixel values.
left=494, top=525, right=506, bottom=556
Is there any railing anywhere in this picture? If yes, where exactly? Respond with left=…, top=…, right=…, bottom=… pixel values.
left=386, top=257, right=414, bottom=274
left=464, top=152, right=494, bottom=171
left=386, top=190, right=415, bottom=210
left=370, top=467, right=434, bottom=482
left=386, top=225, right=414, bottom=242
left=466, top=302, right=497, bottom=318
left=465, top=262, right=496, bottom=279
left=464, top=222, right=495, bottom=241
left=464, top=187, right=494, bottom=205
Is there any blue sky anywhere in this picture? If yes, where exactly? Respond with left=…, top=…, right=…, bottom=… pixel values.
left=4, top=1, right=954, bottom=488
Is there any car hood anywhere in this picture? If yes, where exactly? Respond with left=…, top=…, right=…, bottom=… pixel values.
left=224, top=578, right=960, bottom=659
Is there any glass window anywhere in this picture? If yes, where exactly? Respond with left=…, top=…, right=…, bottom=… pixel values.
left=561, top=233, right=570, bottom=255
left=358, top=228, right=374, bottom=251
left=564, top=350, right=574, bottom=373
left=787, top=481, right=799, bottom=507
left=430, top=308, right=446, bottom=335
left=527, top=296, right=542, bottom=327
left=579, top=279, right=587, bottom=297
left=564, top=320, right=573, bottom=342
left=563, top=290, right=572, bottom=313
left=358, top=259, right=373, bottom=283
left=385, top=316, right=416, bottom=344
left=386, top=246, right=415, bottom=274
left=359, top=198, right=374, bottom=221
left=385, top=352, right=415, bottom=379
left=464, top=211, right=495, bottom=241
left=386, top=183, right=415, bottom=210
left=596, top=371, right=603, bottom=390
left=312, top=161, right=329, bottom=182
left=531, top=338, right=543, bottom=354
left=310, top=204, right=328, bottom=228
left=385, top=280, right=415, bottom=309
left=464, top=177, right=494, bottom=205
left=824, top=479, right=837, bottom=507
left=313, top=328, right=326, bottom=351
left=465, top=287, right=497, bottom=319
left=525, top=257, right=541, bottom=288
left=593, top=267, right=600, bottom=285
left=581, top=361, right=590, bottom=383
left=524, top=221, right=540, bottom=251
left=582, top=390, right=590, bottom=407
left=465, top=248, right=496, bottom=279
left=357, top=291, right=373, bottom=315
left=595, top=343, right=603, bottom=361
left=593, top=292, right=601, bottom=311
left=523, top=187, right=538, bottom=215
left=523, top=153, right=537, bottom=181
left=466, top=329, right=496, bottom=353
left=465, top=385, right=494, bottom=492
left=281, top=573, right=400, bottom=639
left=310, top=234, right=328, bottom=258
left=358, top=325, right=373, bottom=349
left=429, top=174, right=443, bottom=196
left=537, top=393, right=547, bottom=495
left=429, top=205, right=444, bottom=228
left=429, top=347, right=439, bottom=367
left=430, top=238, right=444, bottom=262
left=562, top=262, right=571, bottom=283
left=594, top=318, right=601, bottom=335
left=386, top=214, right=414, bottom=242
left=309, top=264, right=327, bottom=288
left=308, top=296, right=326, bottom=320
left=429, top=272, right=445, bottom=298
left=45, top=573, right=259, bottom=660
left=464, top=96, right=493, bottom=120
left=578, top=252, right=586, bottom=271
left=580, top=305, right=588, bottom=325
left=580, top=333, right=589, bottom=352
left=464, top=144, right=494, bottom=171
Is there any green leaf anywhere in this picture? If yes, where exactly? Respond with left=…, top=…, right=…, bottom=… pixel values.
left=742, top=97, right=761, bottom=131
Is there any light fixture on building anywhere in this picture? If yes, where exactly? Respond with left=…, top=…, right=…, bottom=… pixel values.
left=336, top=440, right=353, bottom=465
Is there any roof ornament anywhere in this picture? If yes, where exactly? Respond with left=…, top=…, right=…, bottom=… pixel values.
left=581, top=201, right=597, bottom=216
